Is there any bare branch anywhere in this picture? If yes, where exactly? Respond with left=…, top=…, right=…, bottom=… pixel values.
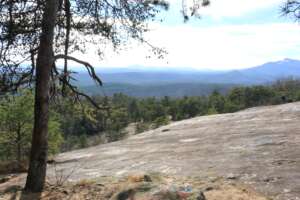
left=51, top=57, right=108, bottom=110
left=58, top=75, right=108, bottom=110
left=54, top=54, right=102, bottom=86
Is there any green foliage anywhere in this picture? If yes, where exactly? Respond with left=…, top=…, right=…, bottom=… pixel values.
left=61, top=135, right=89, bottom=151
left=153, top=116, right=170, bottom=128
left=206, top=107, right=218, bottom=115
left=2, top=79, right=300, bottom=158
left=105, top=107, right=129, bottom=142
left=81, top=82, right=236, bottom=98
left=48, top=120, right=64, bottom=155
left=128, top=99, right=140, bottom=122
left=227, top=87, right=247, bottom=110
left=135, top=122, right=151, bottom=134
left=108, top=108, right=129, bottom=132
left=273, top=78, right=300, bottom=102
left=106, top=130, right=128, bottom=142
left=0, top=91, right=33, bottom=161
left=0, top=91, right=63, bottom=165
left=208, top=90, right=226, bottom=113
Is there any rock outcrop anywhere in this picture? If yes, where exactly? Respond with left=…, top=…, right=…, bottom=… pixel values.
left=51, top=102, right=300, bottom=200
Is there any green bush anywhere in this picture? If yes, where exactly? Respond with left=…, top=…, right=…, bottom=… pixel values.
left=0, top=90, right=63, bottom=169
left=135, top=122, right=151, bottom=134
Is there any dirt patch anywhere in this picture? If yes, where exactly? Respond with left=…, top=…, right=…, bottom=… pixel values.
left=0, top=173, right=268, bottom=200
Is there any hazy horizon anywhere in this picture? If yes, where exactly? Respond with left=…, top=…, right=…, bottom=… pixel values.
left=69, top=58, right=300, bottom=73
left=64, top=0, right=300, bottom=71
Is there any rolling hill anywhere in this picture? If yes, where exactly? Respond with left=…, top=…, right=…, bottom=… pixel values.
left=75, top=58, right=300, bottom=97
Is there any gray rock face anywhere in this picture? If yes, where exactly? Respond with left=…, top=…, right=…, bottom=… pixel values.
left=51, top=102, right=300, bottom=200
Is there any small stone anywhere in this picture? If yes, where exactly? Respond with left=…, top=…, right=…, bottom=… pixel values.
left=284, top=189, right=291, bottom=193
left=226, top=173, right=238, bottom=180
left=197, top=191, right=206, bottom=200
left=62, top=190, right=69, bottom=195
left=205, top=186, right=214, bottom=191
left=0, top=177, right=10, bottom=184
left=117, top=189, right=136, bottom=200
left=177, top=191, right=191, bottom=199
left=263, top=176, right=281, bottom=183
left=144, top=174, right=152, bottom=182
left=263, top=178, right=272, bottom=183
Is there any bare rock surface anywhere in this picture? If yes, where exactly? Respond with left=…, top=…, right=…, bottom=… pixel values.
left=52, top=102, right=300, bottom=200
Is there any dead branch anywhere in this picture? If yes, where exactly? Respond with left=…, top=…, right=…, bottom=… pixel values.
left=54, top=54, right=102, bottom=86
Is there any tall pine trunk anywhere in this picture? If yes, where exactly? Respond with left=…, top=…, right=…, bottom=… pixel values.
left=25, top=0, right=59, bottom=192
left=16, top=125, right=21, bottom=170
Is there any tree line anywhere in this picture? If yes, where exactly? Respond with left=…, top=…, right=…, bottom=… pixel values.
left=1, top=78, right=300, bottom=172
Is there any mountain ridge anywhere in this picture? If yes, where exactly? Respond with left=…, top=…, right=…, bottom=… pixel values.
left=75, top=58, right=300, bottom=97
left=77, top=58, right=300, bottom=85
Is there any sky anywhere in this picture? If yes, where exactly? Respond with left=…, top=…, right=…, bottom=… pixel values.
left=72, top=0, right=300, bottom=70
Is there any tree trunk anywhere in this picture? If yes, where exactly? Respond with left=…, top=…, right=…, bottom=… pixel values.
left=16, top=125, right=21, bottom=171
left=25, top=0, right=59, bottom=192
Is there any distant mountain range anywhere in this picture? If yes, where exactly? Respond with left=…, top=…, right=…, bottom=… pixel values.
left=75, top=58, right=300, bottom=97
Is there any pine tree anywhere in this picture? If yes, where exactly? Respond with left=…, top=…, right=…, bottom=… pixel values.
left=0, top=0, right=209, bottom=192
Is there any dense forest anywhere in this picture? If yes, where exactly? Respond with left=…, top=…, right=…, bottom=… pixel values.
left=1, top=79, right=300, bottom=172
left=81, top=82, right=236, bottom=97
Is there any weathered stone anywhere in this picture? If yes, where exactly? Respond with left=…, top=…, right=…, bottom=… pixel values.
left=196, top=191, right=206, bottom=200
left=50, top=102, right=300, bottom=200
left=144, top=174, right=152, bottom=182
left=116, top=189, right=135, bottom=200
left=204, top=186, right=214, bottom=191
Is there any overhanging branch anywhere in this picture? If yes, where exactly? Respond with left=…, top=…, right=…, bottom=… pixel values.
left=52, top=57, right=108, bottom=110
left=54, top=54, right=102, bottom=86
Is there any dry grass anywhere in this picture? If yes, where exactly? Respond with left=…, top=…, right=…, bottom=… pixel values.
left=0, top=160, right=28, bottom=175
left=0, top=173, right=270, bottom=200
left=205, top=184, right=270, bottom=200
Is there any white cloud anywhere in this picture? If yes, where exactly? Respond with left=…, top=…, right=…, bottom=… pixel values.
left=75, top=22, right=300, bottom=70
left=67, top=0, right=299, bottom=71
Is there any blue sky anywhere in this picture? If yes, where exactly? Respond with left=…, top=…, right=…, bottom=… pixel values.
left=71, top=0, right=300, bottom=70
left=162, top=0, right=288, bottom=25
